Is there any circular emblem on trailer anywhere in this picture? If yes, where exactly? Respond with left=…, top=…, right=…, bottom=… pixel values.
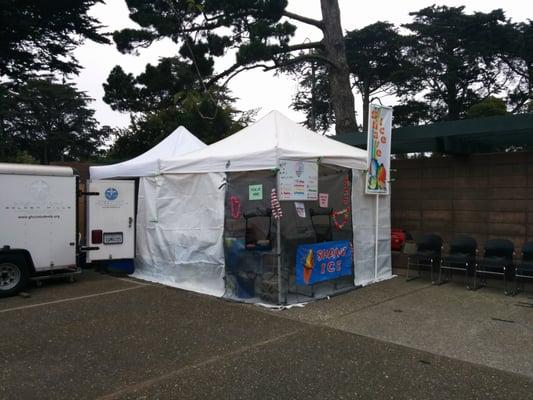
left=30, top=180, right=50, bottom=201
left=105, top=187, right=118, bottom=201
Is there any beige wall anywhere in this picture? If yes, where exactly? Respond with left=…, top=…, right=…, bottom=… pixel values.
left=391, top=151, right=533, bottom=251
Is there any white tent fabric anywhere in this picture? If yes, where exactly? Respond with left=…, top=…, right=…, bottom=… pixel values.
left=137, top=111, right=391, bottom=298
left=135, top=173, right=226, bottom=296
left=351, top=170, right=392, bottom=286
left=160, top=111, right=367, bottom=173
left=89, top=126, right=206, bottom=179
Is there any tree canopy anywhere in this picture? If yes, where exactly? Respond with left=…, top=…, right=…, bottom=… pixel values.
left=290, top=62, right=334, bottom=133
left=113, top=0, right=358, bottom=134
left=467, top=96, right=508, bottom=119
left=0, top=0, right=111, bottom=164
left=290, top=6, right=531, bottom=130
left=290, top=21, right=416, bottom=132
left=3, top=0, right=533, bottom=165
left=503, top=20, right=533, bottom=113
left=0, top=0, right=109, bottom=80
left=345, top=21, right=415, bottom=131
left=0, top=79, right=109, bottom=163
left=103, top=57, right=253, bottom=159
left=402, top=5, right=509, bottom=121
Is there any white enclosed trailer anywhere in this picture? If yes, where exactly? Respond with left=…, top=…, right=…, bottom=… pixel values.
left=85, top=179, right=135, bottom=267
left=0, top=163, right=80, bottom=296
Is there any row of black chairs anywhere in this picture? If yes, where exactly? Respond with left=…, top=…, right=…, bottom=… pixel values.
left=406, top=234, right=533, bottom=295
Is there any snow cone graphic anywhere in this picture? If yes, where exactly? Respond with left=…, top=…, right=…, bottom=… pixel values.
left=295, top=161, right=304, bottom=177
left=368, top=157, right=379, bottom=190
left=377, top=163, right=387, bottom=189
left=304, top=249, right=314, bottom=284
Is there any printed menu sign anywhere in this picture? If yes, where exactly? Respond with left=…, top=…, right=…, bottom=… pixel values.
left=278, top=160, right=318, bottom=201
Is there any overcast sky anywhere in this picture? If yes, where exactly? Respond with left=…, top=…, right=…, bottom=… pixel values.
left=73, top=0, right=533, bottom=129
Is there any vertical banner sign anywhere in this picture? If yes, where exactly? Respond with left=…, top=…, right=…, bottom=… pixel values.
left=366, top=105, right=393, bottom=195
left=296, top=240, right=353, bottom=285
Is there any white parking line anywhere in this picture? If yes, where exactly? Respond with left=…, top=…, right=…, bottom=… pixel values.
left=96, top=328, right=304, bottom=400
left=110, top=276, right=152, bottom=286
left=0, top=285, right=147, bottom=314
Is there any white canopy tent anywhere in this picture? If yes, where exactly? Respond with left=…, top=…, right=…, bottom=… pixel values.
left=134, top=111, right=392, bottom=301
left=160, top=111, right=366, bottom=173
left=87, top=126, right=223, bottom=294
left=89, top=126, right=206, bottom=179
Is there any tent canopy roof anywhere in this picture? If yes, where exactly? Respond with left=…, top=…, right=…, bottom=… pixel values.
left=90, top=126, right=206, bottom=179
left=161, top=111, right=367, bottom=173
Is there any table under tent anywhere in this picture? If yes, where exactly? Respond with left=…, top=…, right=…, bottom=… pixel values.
left=135, top=111, right=392, bottom=305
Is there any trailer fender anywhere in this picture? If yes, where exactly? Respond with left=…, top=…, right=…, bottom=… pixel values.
left=0, top=247, right=36, bottom=274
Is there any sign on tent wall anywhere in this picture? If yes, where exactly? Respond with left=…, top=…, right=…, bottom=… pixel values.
left=277, top=160, right=318, bottom=201
left=365, top=105, right=392, bottom=195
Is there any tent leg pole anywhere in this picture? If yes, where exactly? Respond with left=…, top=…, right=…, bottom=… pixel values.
left=276, top=218, right=283, bottom=305
left=374, top=194, right=379, bottom=281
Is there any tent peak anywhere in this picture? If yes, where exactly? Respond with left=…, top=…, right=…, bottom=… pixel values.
left=90, top=125, right=206, bottom=179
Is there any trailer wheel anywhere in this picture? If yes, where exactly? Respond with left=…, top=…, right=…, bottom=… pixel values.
left=0, top=257, right=29, bottom=297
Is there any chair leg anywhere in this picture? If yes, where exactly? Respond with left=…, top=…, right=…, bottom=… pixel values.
left=473, top=269, right=477, bottom=291
left=505, top=266, right=517, bottom=296
left=504, top=267, right=508, bottom=296
left=406, top=258, right=418, bottom=282
left=512, top=277, right=519, bottom=297
left=513, top=267, right=520, bottom=295
left=438, top=261, right=443, bottom=285
left=430, top=259, right=435, bottom=285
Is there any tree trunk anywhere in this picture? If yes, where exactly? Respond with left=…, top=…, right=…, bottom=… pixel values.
left=0, top=118, right=5, bottom=161
left=320, top=0, right=357, bottom=134
left=526, top=64, right=533, bottom=112
left=362, top=84, right=370, bottom=133
left=446, top=83, right=460, bottom=120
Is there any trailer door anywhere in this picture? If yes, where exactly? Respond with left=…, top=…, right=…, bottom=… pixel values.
left=86, top=180, right=135, bottom=262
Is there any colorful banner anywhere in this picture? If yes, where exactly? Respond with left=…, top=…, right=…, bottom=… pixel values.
left=366, top=105, right=392, bottom=195
left=296, top=240, right=352, bottom=285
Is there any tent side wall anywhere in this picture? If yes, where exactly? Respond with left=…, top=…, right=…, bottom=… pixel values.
left=132, top=167, right=392, bottom=301
left=351, top=170, right=392, bottom=286
left=134, top=173, right=227, bottom=297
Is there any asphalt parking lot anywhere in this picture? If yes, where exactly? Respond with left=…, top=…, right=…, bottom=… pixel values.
left=1, top=270, right=532, bottom=399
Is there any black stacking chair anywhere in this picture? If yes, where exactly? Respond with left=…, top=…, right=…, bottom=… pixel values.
left=406, top=233, right=443, bottom=283
left=439, top=235, right=477, bottom=288
left=515, top=241, right=533, bottom=294
left=474, top=239, right=514, bottom=295
left=243, top=208, right=272, bottom=251
left=309, top=207, right=333, bottom=243
left=240, top=208, right=275, bottom=296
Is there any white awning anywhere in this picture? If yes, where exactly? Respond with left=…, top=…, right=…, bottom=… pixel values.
left=90, top=126, right=206, bottom=179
